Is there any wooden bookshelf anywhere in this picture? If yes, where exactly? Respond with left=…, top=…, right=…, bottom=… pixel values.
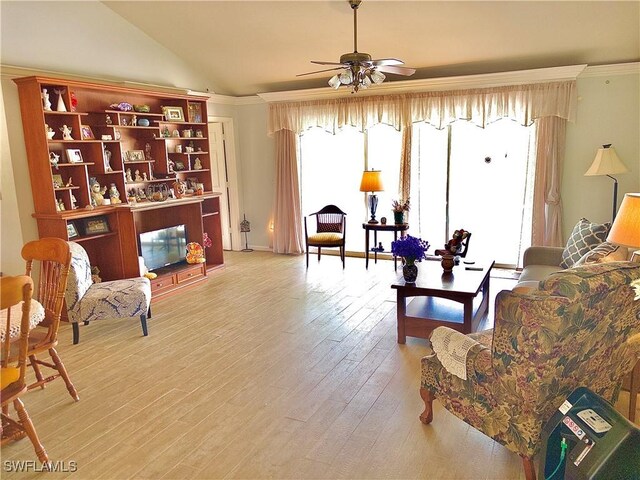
left=14, top=76, right=224, bottom=298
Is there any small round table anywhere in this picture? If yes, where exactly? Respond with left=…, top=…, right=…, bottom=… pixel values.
left=362, top=223, right=410, bottom=271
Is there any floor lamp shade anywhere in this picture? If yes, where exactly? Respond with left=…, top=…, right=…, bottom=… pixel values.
left=360, top=170, right=384, bottom=224
left=584, top=144, right=629, bottom=222
left=607, top=193, right=640, bottom=249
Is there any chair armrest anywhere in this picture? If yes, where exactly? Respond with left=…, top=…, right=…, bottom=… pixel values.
left=427, top=327, right=493, bottom=380
left=522, top=246, right=564, bottom=268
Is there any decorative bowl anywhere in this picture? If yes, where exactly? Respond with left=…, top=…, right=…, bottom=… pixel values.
left=134, top=104, right=151, bottom=113
left=138, top=119, right=150, bottom=127
left=109, top=102, right=133, bottom=112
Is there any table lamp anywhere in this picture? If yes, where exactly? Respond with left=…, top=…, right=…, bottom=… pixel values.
left=360, top=170, right=384, bottom=224
left=607, top=193, right=640, bottom=262
left=584, top=144, right=629, bottom=223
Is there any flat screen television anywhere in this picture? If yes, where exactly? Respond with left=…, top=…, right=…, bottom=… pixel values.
left=139, top=224, right=187, bottom=271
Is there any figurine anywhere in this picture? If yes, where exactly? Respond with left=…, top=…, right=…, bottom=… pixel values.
left=167, top=159, right=175, bottom=174
left=70, top=193, right=78, bottom=210
left=144, top=143, right=153, bottom=161
left=90, top=179, right=107, bottom=206
left=54, top=88, right=66, bottom=112
left=108, top=183, right=122, bottom=204
left=103, top=148, right=113, bottom=172
left=185, top=242, right=205, bottom=264
left=42, top=88, right=52, bottom=111
left=131, top=115, right=137, bottom=126
left=105, top=114, right=113, bottom=125
left=70, top=92, right=78, bottom=112
left=193, top=157, right=203, bottom=170
left=172, top=130, right=180, bottom=137
left=91, top=266, right=102, bottom=284
left=138, top=188, right=147, bottom=201
left=142, top=172, right=148, bottom=182
left=134, top=170, right=143, bottom=182
left=173, top=180, right=185, bottom=199
left=125, top=168, right=133, bottom=183
left=45, top=124, right=55, bottom=140
left=121, top=118, right=128, bottom=126
left=57, top=198, right=66, bottom=211
left=197, top=146, right=203, bottom=152
left=162, top=126, right=170, bottom=138
left=195, top=130, right=203, bottom=138
left=49, top=151, right=60, bottom=169
left=114, top=129, right=121, bottom=141
left=60, top=125, right=73, bottom=140
left=127, top=189, right=137, bottom=203
left=149, top=166, right=154, bottom=180
left=65, top=177, right=73, bottom=187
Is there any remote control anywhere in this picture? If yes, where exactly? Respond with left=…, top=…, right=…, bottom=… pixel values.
left=465, top=266, right=483, bottom=271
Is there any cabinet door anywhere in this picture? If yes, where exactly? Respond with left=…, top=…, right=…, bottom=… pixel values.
left=208, top=123, right=231, bottom=250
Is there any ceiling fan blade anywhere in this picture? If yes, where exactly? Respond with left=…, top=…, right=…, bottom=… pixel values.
left=296, top=67, right=345, bottom=77
left=376, top=65, right=416, bottom=76
left=370, top=58, right=404, bottom=67
left=311, top=61, right=346, bottom=66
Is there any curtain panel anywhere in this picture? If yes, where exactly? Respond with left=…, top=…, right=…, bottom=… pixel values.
left=268, top=81, right=576, bottom=135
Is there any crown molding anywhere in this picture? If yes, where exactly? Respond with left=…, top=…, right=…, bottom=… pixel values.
left=579, top=62, right=640, bottom=78
left=257, top=64, right=588, bottom=103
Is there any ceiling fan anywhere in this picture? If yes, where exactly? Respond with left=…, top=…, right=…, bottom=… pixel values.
left=298, top=0, right=416, bottom=92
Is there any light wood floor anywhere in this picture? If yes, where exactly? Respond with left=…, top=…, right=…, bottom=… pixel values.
left=3, top=252, right=637, bottom=479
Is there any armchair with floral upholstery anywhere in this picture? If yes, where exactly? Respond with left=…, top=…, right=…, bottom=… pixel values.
left=420, top=262, right=640, bottom=480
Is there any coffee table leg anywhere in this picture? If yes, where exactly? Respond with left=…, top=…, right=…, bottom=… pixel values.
left=365, top=229, right=370, bottom=269
left=374, top=230, right=378, bottom=264
left=397, top=291, right=407, bottom=344
left=463, top=300, right=473, bottom=334
left=393, top=231, right=398, bottom=271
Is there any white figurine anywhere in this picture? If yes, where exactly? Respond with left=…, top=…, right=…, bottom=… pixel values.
left=193, top=157, right=203, bottom=170
left=60, top=125, right=73, bottom=140
left=49, top=151, right=60, bottom=169
left=142, top=172, right=148, bottom=182
left=168, top=159, right=175, bottom=174
left=134, top=170, right=143, bottom=182
left=57, top=198, right=66, bottom=211
left=65, top=177, right=73, bottom=187
left=131, top=115, right=137, bottom=127
left=126, top=168, right=133, bottom=183
left=42, top=88, right=52, bottom=111
left=54, top=88, right=67, bottom=112
left=70, top=193, right=78, bottom=210
left=108, top=184, right=122, bottom=204
left=103, top=148, right=113, bottom=172
left=45, top=124, right=55, bottom=139
left=105, top=114, right=113, bottom=125
left=90, top=180, right=107, bottom=206
left=145, top=143, right=153, bottom=161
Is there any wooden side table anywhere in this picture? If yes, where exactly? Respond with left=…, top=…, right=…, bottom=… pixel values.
left=362, top=223, right=409, bottom=271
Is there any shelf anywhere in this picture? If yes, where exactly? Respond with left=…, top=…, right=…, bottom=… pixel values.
left=169, top=151, right=209, bottom=155
left=54, top=186, right=80, bottom=191
left=123, top=160, right=155, bottom=164
left=111, top=125, right=161, bottom=130
left=48, top=139, right=102, bottom=144
left=72, top=231, right=119, bottom=243
left=202, top=212, right=219, bottom=218
left=98, top=110, right=165, bottom=117
left=125, top=178, right=176, bottom=185
left=155, top=121, right=207, bottom=126
left=43, top=111, right=88, bottom=116
left=174, top=169, right=210, bottom=174
left=100, top=170, right=124, bottom=174
left=54, top=162, right=95, bottom=167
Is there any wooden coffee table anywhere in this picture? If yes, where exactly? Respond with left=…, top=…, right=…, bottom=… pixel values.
left=391, top=259, right=494, bottom=343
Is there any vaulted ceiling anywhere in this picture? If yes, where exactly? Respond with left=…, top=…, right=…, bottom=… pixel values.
left=104, top=1, right=640, bottom=97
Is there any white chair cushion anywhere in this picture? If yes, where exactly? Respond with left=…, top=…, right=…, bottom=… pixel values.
left=78, top=277, right=151, bottom=323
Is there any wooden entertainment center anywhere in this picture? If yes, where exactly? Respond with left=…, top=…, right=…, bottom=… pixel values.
left=14, top=76, right=224, bottom=299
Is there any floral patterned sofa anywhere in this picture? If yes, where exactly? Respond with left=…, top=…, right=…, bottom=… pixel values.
left=420, top=261, right=640, bottom=480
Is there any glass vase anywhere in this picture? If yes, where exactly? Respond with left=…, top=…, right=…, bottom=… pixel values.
left=402, top=262, right=418, bottom=283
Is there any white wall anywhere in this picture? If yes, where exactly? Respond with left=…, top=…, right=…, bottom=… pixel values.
left=564, top=72, right=640, bottom=237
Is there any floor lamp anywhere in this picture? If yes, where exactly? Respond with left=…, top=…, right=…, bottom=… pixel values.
left=584, top=144, right=629, bottom=223
left=607, top=193, right=640, bottom=262
left=360, top=169, right=384, bottom=224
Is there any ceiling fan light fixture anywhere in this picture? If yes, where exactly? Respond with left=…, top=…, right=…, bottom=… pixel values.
left=339, top=70, right=353, bottom=84
left=328, top=74, right=341, bottom=89
left=362, top=74, right=372, bottom=88
left=370, top=69, right=386, bottom=84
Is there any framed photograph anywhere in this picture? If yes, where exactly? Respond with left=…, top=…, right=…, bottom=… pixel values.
left=80, top=125, right=95, bottom=140
left=66, top=222, right=79, bottom=239
left=66, top=149, right=83, bottom=163
left=174, top=160, right=186, bottom=171
left=126, top=150, right=145, bottom=162
left=188, top=103, right=202, bottom=123
left=162, top=106, right=185, bottom=122
left=52, top=174, right=64, bottom=188
left=80, top=216, right=110, bottom=236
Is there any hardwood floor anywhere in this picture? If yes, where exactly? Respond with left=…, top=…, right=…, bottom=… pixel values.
left=2, top=252, right=637, bottom=479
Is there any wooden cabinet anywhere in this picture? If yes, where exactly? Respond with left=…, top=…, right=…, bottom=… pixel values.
left=150, top=263, right=206, bottom=299
left=14, top=76, right=224, bottom=298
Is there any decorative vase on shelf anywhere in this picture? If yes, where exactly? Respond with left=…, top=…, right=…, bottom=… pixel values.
left=441, top=254, right=455, bottom=273
left=394, top=211, right=404, bottom=224
left=402, top=260, right=418, bottom=283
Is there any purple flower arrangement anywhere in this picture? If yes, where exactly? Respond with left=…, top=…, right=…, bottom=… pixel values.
left=391, top=235, right=430, bottom=265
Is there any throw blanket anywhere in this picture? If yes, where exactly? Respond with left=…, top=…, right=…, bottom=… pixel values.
left=430, top=327, right=479, bottom=380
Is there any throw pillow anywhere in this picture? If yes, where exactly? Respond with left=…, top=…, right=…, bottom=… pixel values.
left=573, top=241, right=628, bottom=267
left=560, top=218, right=611, bottom=268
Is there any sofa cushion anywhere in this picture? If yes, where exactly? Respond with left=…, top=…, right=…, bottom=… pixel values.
left=560, top=218, right=610, bottom=268
left=573, top=241, right=628, bottom=266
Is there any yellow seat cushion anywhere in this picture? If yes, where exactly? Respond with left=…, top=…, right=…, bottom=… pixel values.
left=308, top=232, right=343, bottom=245
left=1, top=366, right=20, bottom=389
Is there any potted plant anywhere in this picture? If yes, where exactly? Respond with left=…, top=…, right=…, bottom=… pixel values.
left=391, top=235, right=430, bottom=283
left=392, top=198, right=410, bottom=224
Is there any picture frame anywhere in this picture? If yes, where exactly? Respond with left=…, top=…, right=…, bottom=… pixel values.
left=162, top=106, right=185, bottom=122
left=66, top=148, right=83, bottom=163
left=174, top=160, right=186, bottom=171
left=52, top=174, right=64, bottom=188
left=80, top=216, right=110, bottom=236
left=188, top=103, right=202, bottom=123
left=126, top=150, right=145, bottom=162
left=66, top=222, right=79, bottom=239
left=80, top=125, right=95, bottom=140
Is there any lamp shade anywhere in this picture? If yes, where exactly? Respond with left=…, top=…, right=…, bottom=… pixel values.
left=584, top=145, right=629, bottom=176
left=607, top=193, right=640, bottom=248
left=359, top=170, right=384, bottom=192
